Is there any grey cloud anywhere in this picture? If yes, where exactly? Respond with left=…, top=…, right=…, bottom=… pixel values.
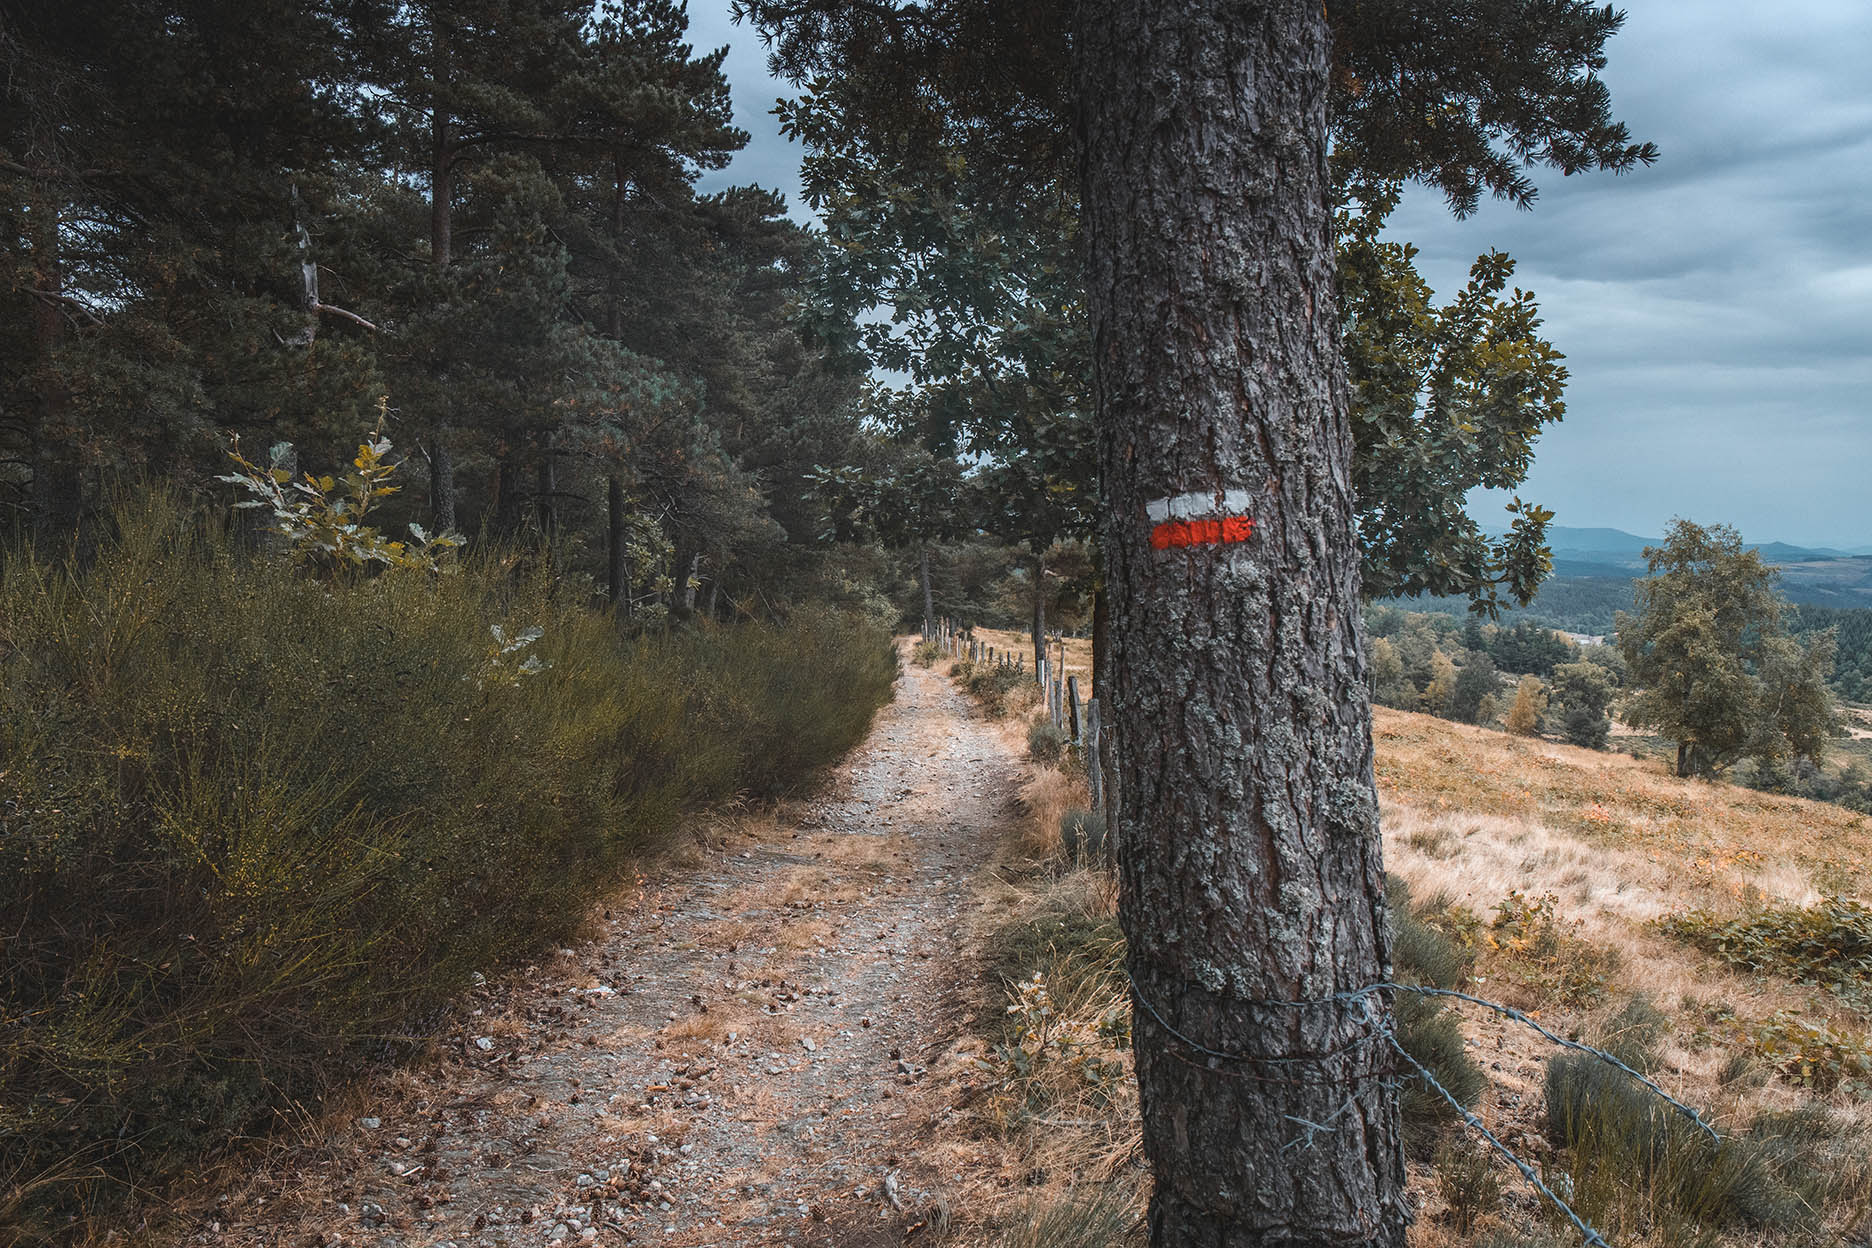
left=1394, top=0, right=1872, bottom=546
left=682, top=0, right=1872, bottom=545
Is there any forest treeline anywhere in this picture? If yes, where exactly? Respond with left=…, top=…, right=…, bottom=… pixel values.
left=1398, top=582, right=1872, bottom=707
left=2, top=0, right=897, bottom=616
left=0, top=490, right=898, bottom=1234
left=0, top=2, right=924, bottom=1231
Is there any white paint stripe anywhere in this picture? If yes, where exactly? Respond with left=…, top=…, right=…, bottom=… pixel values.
left=1145, top=489, right=1254, bottom=522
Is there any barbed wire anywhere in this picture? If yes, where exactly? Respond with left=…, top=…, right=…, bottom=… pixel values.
left=1125, top=971, right=1728, bottom=1247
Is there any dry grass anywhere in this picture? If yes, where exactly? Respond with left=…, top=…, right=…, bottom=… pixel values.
left=1374, top=707, right=1872, bottom=902
left=1374, top=707, right=1872, bottom=1244
left=945, top=688, right=1872, bottom=1246
left=970, top=627, right=1096, bottom=698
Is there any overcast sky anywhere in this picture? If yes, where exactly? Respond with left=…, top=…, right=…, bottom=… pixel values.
left=687, top=2, right=1871, bottom=548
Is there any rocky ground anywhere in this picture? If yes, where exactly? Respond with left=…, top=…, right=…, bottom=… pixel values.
left=180, top=647, right=1019, bottom=1248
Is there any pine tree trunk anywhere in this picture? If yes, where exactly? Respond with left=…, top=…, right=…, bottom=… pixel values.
left=27, top=189, right=79, bottom=543
left=1030, top=549, right=1047, bottom=680
left=1075, top=3, right=1407, bottom=1244
left=920, top=545, right=935, bottom=627
left=608, top=151, right=627, bottom=339
left=535, top=434, right=557, bottom=539
left=425, top=33, right=459, bottom=532
left=492, top=449, right=520, bottom=534
left=608, top=475, right=628, bottom=607
left=672, top=543, right=700, bottom=614
left=429, top=432, right=456, bottom=532
left=429, top=101, right=452, bottom=271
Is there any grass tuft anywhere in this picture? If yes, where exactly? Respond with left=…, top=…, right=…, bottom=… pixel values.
left=991, top=1182, right=1144, bottom=1248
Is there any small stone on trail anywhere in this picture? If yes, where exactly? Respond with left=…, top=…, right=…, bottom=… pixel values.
left=473, top=1036, right=494, bottom=1051
left=800, top=1036, right=816, bottom=1052
left=358, top=1117, right=381, bottom=1130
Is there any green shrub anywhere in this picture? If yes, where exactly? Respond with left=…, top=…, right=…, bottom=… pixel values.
left=0, top=495, right=895, bottom=1234
left=985, top=908, right=1127, bottom=1043
left=1535, top=1055, right=1812, bottom=1242
left=1661, top=898, right=1872, bottom=1005
left=1386, top=876, right=1486, bottom=1154
left=1433, top=1140, right=1502, bottom=1235
left=1028, top=717, right=1068, bottom=763
left=959, top=661, right=1026, bottom=717
left=1594, top=995, right=1671, bottom=1073
left=1475, top=1226, right=1566, bottom=1248
left=911, top=638, right=943, bottom=666
left=1744, top=1011, right=1872, bottom=1094
left=1488, top=889, right=1619, bottom=1008
left=993, top=1183, right=1143, bottom=1248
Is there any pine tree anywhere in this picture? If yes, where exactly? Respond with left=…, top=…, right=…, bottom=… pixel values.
left=740, top=4, right=1655, bottom=1237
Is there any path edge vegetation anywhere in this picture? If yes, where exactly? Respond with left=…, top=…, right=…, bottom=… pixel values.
left=0, top=488, right=898, bottom=1239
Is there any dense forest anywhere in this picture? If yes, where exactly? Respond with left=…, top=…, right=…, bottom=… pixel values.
left=0, top=1, right=928, bottom=1228
left=0, top=0, right=900, bottom=616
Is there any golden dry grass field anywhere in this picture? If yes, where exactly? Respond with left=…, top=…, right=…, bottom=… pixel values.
left=950, top=661, right=1872, bottom=1246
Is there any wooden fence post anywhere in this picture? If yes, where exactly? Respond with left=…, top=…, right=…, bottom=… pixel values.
left=1086, top=697, right=1103, bottom=813
left=1066, top=675, right=1081, bottom=743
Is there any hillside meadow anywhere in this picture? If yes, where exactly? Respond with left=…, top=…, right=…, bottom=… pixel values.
left=952, top=661, right=1872, bottom=1246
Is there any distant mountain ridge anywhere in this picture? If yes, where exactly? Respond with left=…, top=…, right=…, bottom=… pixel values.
left=1518, top=526, right=1872, bottom=614
left=1538, top=525, right=1862, bottom=567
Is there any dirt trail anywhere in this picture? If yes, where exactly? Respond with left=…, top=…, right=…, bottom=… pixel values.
left=197, top=644, right=1018, bottom=1248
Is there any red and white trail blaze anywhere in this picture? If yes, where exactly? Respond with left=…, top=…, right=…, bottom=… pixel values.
left=1145, top=490, right=1256, bottom=551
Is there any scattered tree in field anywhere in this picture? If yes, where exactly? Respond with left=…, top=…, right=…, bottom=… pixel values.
left=1369, top=636, right=1413, bottom=708
left=1486, top=618, right=1580, bottom=676
left=1548, top=661, right=1617, bottom=749
left=1507, top=676, right=1549, bottom=736
left=1618, top=519, right=1835, bottom=777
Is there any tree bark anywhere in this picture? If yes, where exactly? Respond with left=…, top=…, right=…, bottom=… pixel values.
left=492, top=448, right=521, bottom=534
left=1030, top=549, right=1047, bottom=680
left=921, top=544, right=935, bottom=629
left=27, top=188, right=80, bottom=544
left=671, top=542, right=700, bottom=615
left=425, top=23, right=459, bottom=532
left=430, top=96, right=453, bottom=271
left=429, top=433, right=457, bottom=532
left=608, top=149, right=628, bottom=339
left=1075, top=2, right=1407, bottom=1244
left=535, top=433, right=557, bottom=539
left=607, top=475, right=628, bottom=607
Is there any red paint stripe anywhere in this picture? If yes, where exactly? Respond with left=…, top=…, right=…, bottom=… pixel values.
left=1150, top=515, right=1256, bottom=550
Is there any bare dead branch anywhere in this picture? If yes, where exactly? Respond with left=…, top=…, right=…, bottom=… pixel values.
left=312, top=302, right=382, bottom=333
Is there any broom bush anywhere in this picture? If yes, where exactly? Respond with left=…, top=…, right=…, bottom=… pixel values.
left=0, top=492, right=896, bottom=1231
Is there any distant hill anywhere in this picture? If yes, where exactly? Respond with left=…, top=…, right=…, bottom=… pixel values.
left=1398, top=525, right=1872, bottom=635
left=1540, top=525, right=1856, bottom=571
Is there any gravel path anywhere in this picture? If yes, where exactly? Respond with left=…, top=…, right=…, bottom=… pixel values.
left=190, top=644, right=1015, bottom=1248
